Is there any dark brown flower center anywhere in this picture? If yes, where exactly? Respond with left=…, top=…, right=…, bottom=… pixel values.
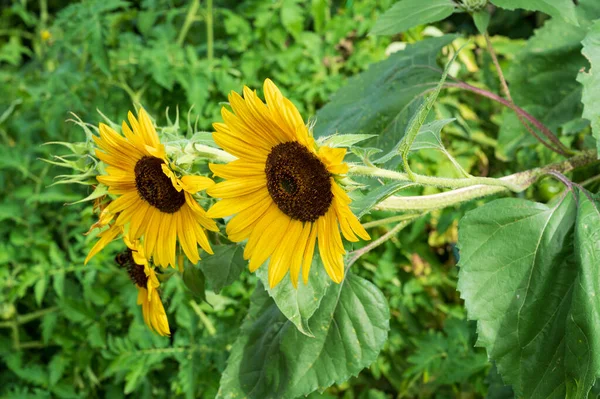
left=265, top=141, right=333, bottom=222
left=134, top=156, right=185, bottom=213
left=115, top=249, right=148, bottom=288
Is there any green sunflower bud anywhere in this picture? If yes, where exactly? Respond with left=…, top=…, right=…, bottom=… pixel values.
left=459, top=0, right=488, bottom=12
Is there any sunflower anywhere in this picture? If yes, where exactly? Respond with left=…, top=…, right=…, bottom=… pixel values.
left=206, top=79, right=370, bottom=288
left=85, top=108, right=218, bottom=267
left=117, top=237, right=170, bottom=336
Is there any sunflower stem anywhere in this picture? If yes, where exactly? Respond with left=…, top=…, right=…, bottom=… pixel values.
left=375, top=150, right=597, bottom=211
left=348, top=164, right=522, bottom=191
left=189, top=300, right=217, bottom=336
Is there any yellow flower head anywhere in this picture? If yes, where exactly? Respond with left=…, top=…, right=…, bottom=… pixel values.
left=118, top=237, right=170, bottom=336
left=85, top=108, right=218, bottom=267
left=40, top=29, right=51, bottom=41
left=206, top=79, right=370, bottom=288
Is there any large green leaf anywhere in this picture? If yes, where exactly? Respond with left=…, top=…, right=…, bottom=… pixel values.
left=217, top=274, right=390, bottom=399
left=314, top=35, right=456, bottom=155
left=370, top=0, right=456, bottom=36
left=457, top=191, right=600, bottom=398
left=566, top=192, right=600, bottom=396
left=578, top=20, right=600, bottom=157
left=496, top=17, right=590, bottom=160
left=199, top=245, right=246, bottom=293
left=182, top=264, right=206, bottom=302
left=256, top=255, right=331, bottom=337
left=490, top=0, right=578, bottom=26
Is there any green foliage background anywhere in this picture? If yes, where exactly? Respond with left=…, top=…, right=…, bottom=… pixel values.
left=1, top=0, right=598, bottom=398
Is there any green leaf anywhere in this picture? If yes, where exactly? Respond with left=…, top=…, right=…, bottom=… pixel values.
left=566, top=191, right=600, bottom=396
left=578, top=20, right=600, bottom=156
left=350, top=182, right=418, bottom=218
left=256, top=255, right=331, bottom=337
left=34, top=277, right=47, bottom=306
left=472, top=10, right=491, bottom=34
left=409, top=118, right=455, bottom=151
left=217, top=273, right=390, bottom=399
left=280, top=0, right=305, bottom=38
left=182, top=265, right=206, bottom=302
left=314, top=35, right=456, bottom=156
left=199, top=245, right=245, bottom=293
left=48, top=354, right=70, bottom=386
left=370, top=0, right=457, bottom=36
left=396, top=44, right=463, bottom=176
left=405, top=318, right=488, bottom=385
left=458, top=190, right=600, bottom=398
left=490, top=0, right=578, bottom=26
left=485, top=364, right=515, bottom=399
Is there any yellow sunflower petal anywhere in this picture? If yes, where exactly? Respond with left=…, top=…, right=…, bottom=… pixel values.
left=179, top=175, right=215, bottom=194
left=107, top=191, right=140, bottom=213
left=263, top=79, right=308, bottom=144
left=268, top=220, right=303, bottom=288
left=206, top=176, right=267, bottom=199
left=143, top=208, right=161, bottom=260
left=225, top=194, right=272, bottom=237
left=137, top=287, right=170, bottom=336
left=165, top=213, right=178, bottom=267
left=178, top=208, right=200, bottom=264
left=137, top=108, right=161, bottom=148
left=318, top=146, right=348, bottom=174
left=185, top=193, right=219, bottom=232
left=290, top=222, right=312, bottom=288
left=207, top=189, right=270, bottom=219
left=248, top=213, right=291, bottom=273
left=301, top=223, right=318, bottom=284
left=209, top=161, right=264, bottom=180
left=317, top=210, right=344, bottom=283
left=84, top=223, right=121, bottom=265
left=243, top=203, right=280, bottom=260
left=128, top=202, right=151, bottom=240
left=213, top=132, right=269, bottom=162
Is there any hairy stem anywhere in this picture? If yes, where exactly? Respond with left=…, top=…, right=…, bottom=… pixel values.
left=376, top=150, right=597, bottom=211
left=348, top=164, right=523, bottom=191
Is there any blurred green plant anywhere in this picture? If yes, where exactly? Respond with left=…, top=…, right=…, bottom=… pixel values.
left=2, top=0, right=600, bottom=398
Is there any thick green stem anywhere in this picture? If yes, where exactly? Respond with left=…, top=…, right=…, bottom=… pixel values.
left=376, top=150, right=597, bottom=211
left=348, top=164, right=522, bottom=191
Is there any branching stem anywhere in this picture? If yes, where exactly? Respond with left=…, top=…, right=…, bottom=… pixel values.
left=482, top=33, right=572, bottom=157
left=375, top=150, right=597, bottom=211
